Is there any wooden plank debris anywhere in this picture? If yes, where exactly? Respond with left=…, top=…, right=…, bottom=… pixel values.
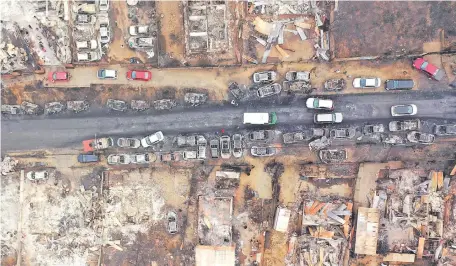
left=417, top=237, right=425, bottom=259
left=383, top=253, right=415, bottom=263
left=355, top=207, right=379, bottom=255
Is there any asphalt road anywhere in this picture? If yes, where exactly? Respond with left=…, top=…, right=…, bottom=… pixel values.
left=2, top=91, right=456, bottom=152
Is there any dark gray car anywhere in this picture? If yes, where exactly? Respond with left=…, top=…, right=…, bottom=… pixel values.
left=385, top=79, right=414, bottom=90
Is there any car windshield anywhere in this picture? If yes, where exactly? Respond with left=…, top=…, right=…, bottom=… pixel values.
left=360, top=79, right=366, bottom=87
left=313, top=99, right=319, bottom=108
left=131, top=71, right=136, bottom=79
left=99, top=70, right=105, bottom=76
left=420, top=62, right=428, bottom=70
left=52, top=73, right=57, bottom=80
left=396, top=106, right=412, bottom=114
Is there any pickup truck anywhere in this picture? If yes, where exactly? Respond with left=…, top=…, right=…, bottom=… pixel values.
left=389, top=120, right=420, bottom=132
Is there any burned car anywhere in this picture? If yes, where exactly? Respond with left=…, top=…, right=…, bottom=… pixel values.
left=45, top=102, right=65, bottom=115
left=389, top=120, right=420, bottom=132
left=154, top=99, right=176, bottom=110
left=407, top=131, right=435, bottom=144
left=107, top=99, right=127, bottom=112
left=434, top=124, right=456, bottom=136
left=257, top=83, right=282, bottom=98
left=210, top=139, right=219, bottom=158
left=330, top=128, right=356, bottom=139
left=232, top=134, right=243, bottom=158
left=67, top=101, right=89, bottom=113
left=324, top=79, right=346, bottom=91
left=1, top=105, right=23, bottom=115
left=363, top=124, right=385, bottom=135
left=131, top=100, right=150, bottom=111
left=220, top=135, right=231, bottom=159
left=319, top=149, right=347, bottom=164
left=247, top=130, right=274, bottom=142
left=285, top=71, right=310, bottom=81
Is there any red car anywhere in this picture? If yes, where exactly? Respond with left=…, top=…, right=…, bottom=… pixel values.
left=126, top=70, right=152, bottom=81
left=48, top=71, right=70, bottom=82
left=412, top=58, right=444, bottom=81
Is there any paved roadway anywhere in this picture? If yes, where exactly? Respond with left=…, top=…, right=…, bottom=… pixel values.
left=2, top=91, right=456, bottom=152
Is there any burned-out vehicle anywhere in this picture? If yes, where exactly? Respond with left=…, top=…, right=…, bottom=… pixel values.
left=389, top=120, right=420, bottom=132
left=407, top=131, right=435, bottom=144
left=283, top=130, right=314, bottom=144
left=257, top=83, right=282, bottom=98
left=434, top=124, right=456, bottom=136
left=1, top=105, right=23, bottom=115
left=210, top=139, right=219, bottom=158
left=117, top=138, right=141, bottom=148
left=285, top=71, right=310, bottom=81
left=184, top=93, right=207, bottom=106
left=363, top=124, right=385, bottom=135
left=247, top=130, right=274, bottom=142
left=382, top=135, right=407, bottom=146
left=330, top=128, right=356, bottom=139
left=154, top=99, right=176, bottom=110
left=44, top=102, right=65, bottom=115
left=324, top=79, right=346, bottom=91
left=131, top=100, right=150, bottom=111
left=232, top=134, right=243, bottom=158
left=21, top=101, right=41, bottom=115
left=319, top=149, right=347, bottom=164
left=67, top=101, right=89, bottom=113
left=107, top=99, right=128, bottom=112
left=220, top=135, right=231, bottom=159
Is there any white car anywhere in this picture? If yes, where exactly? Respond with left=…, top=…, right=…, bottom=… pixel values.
left=97, top=69, right=118, bottom=79
left=100, top=26, right=111, bottom=44
left=27, top=171, right=49, bottom=181
left=129, top=25, right=149, bottom=36
left=141, top=131, right=164, bottom=147
left=305, top=98, right=334, bottom=110
left=77, top=52, right=101, bottom=62
left=99, top=0, right=109, bottom=11
left=314, top=113, right=343, bottom=124
left=352, top=77, right=381, bottom=88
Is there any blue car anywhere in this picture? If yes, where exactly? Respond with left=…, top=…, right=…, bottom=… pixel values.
left=77, top=154, right=99, bottom=163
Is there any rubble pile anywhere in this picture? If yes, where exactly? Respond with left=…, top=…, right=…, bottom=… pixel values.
left=183, top=0, right=230, bottom=55
left=366, top=169, right=452, bottom=262
left=0, top=42, right=29, bottom=74
left=1, top=156, right=18, bottom=176
left=245, top=0, right=330, bottom=63
left=282, top=196, right=353, bottom=265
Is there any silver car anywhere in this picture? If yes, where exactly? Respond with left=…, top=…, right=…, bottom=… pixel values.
left=107, top=154, right=131, bottom=165
left=251, top=146, right=275, bottom=157
left=117, top=138, right=141, bottom=148
left=391, top=104, right=417, bottom=117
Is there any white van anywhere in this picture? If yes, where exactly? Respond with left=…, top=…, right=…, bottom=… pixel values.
left=314, top=113, right=343, bottom=124
left=76, top=40, right=98, bottom=50
left=243, top=112, right=277, bottom=125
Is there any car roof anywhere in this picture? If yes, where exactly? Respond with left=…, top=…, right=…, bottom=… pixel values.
left=318, top=99, right=333, bottom=108
left=54, top=72, right=67, bottom=79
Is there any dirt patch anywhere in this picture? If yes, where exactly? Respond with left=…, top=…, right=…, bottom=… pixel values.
left=332, top=1, right=456, bottom=58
